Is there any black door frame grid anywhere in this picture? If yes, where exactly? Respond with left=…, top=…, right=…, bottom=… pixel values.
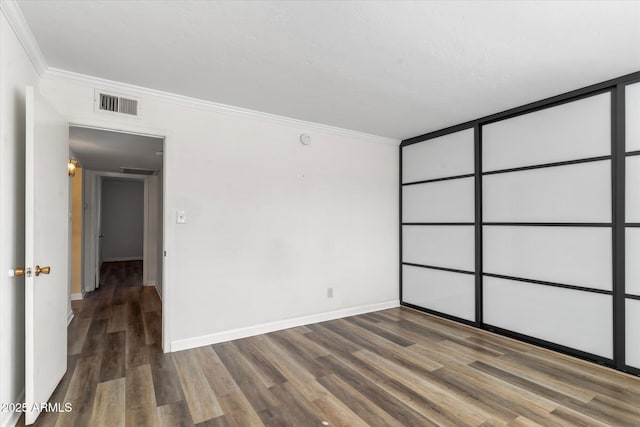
left=400, top=70, right=640, bottom=376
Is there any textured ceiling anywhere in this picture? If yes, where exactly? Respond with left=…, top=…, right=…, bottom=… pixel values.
left=17, top=0, right=640, bottom=139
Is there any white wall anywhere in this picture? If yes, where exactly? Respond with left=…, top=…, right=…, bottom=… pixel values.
left=0, top=12, right=40, bottom=427
left=40, top=75, right=399, bottom=350
left=100, top=178, right=144, bottom=261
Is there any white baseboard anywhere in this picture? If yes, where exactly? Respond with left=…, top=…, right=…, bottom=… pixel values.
left=67, top=311, right=75, bottom=326
left=144, top=281, right=162, bottom=301
left=71, top=292, right=84, bottom=300
left=171, top=299, right=400, bottom=352
left=1, top=389, right=24, bottom=427
left=103, top=256, right=143, bottom=262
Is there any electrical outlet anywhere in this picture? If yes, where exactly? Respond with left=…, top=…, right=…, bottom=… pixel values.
left=327, top=287, right=333, bottom=298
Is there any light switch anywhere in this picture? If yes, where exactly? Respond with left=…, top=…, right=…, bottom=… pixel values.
left=176, top=210, right=186, bottom=224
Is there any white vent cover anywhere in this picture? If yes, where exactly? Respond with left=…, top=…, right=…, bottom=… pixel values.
left=94, top=90, right=141, bottom=118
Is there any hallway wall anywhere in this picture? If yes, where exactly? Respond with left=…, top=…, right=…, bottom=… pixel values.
left=101, top=179, right=144, bottom=261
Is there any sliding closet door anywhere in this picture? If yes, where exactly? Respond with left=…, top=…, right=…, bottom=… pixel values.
left=482, top=92, right=614, bottom=358
left=401, top=129, right=476, bottom=322
left=626, top=82, right=640, bottom=370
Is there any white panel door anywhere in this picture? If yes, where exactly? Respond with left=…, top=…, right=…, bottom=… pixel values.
left=24, top=87, right=69, bottom=424
left=484, top=226, right=612, bottom=290
left=626, top=228, right=640, bottom=296
left=483, top=161, right=611, bottom=222
left=403, top=265, right=475, bottom=321
left=483, top=93, right=610, bottom=171
left=626, top=299, right=640, bottom=369
left=402, top=178, right=475, bottom=222
left=403, top=225, right=474, bottom=271
left=626, top=156, right=640, bottom=222
left=484, top=277, right=613, bottom=358
left=402, top=128, right=474, bottom=183
left=627, top=82, right=640, bottom=152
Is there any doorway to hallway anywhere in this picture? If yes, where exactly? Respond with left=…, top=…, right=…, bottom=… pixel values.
left=68, top=125, right=165, bottom=349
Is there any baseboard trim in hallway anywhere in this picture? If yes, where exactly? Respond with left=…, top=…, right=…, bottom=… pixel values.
left=143, top=281, right=162, bottom=301
left=170, top=300, right=400, bottom=352
left=102, top=256, right=143, bottom=262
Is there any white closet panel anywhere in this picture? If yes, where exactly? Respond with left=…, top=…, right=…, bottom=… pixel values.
left=484, top=226, right=612, bottom=290
left=626, top=228, right=640, bottom=295
left=627, top=82, right=640, bottom=152
left=403, top=225, right=474, bottom=271
left=626, top=156, right=640, bottom=222
left=483, top=161, right=611, bottom=222
left=402, top=129, right=474, bottom=183
left=402, top=178, right=475, bottom=222
left=403, top=265, right=475, bottom=321
left=484, top=277, right=613, bottom=358
left=626, top=299, right=640, bottom=369
left=483, top=93, right=610, bottom=172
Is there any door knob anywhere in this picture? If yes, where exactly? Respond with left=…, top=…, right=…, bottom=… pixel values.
left=8, top=267, right=27, bottom=277
left=35, top=265, right=51, bottom=276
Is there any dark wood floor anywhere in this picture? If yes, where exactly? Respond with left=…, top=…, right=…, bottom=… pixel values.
left=28, top=260, right=640, bottom=426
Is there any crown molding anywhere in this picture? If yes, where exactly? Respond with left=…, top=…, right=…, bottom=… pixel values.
left=0, top=0, right=47, bottom=76
left=2, top=0, right=399, bottom=146
left=44, top=67, right=400, bottom=146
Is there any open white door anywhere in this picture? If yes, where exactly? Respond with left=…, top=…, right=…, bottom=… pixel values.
left=24, top=86, right=69, bottom=424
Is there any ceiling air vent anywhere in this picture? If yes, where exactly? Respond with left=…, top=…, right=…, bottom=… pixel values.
left=95, top=90, right=141, bottom=117
left=120, top=167, right=157, bottom=175
left=118, top=97, right=138, bottom=115
left=99, top=93, right=119, bottom=112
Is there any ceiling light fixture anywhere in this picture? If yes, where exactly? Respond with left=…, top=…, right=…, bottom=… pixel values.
left=68, top=159, right=78, bottom=177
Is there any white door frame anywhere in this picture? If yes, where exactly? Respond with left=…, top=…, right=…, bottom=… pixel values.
left=70, top=120, right=171, bottom=353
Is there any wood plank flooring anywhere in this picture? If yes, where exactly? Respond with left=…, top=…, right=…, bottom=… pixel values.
left=27, top=260, right=640, bottom=426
